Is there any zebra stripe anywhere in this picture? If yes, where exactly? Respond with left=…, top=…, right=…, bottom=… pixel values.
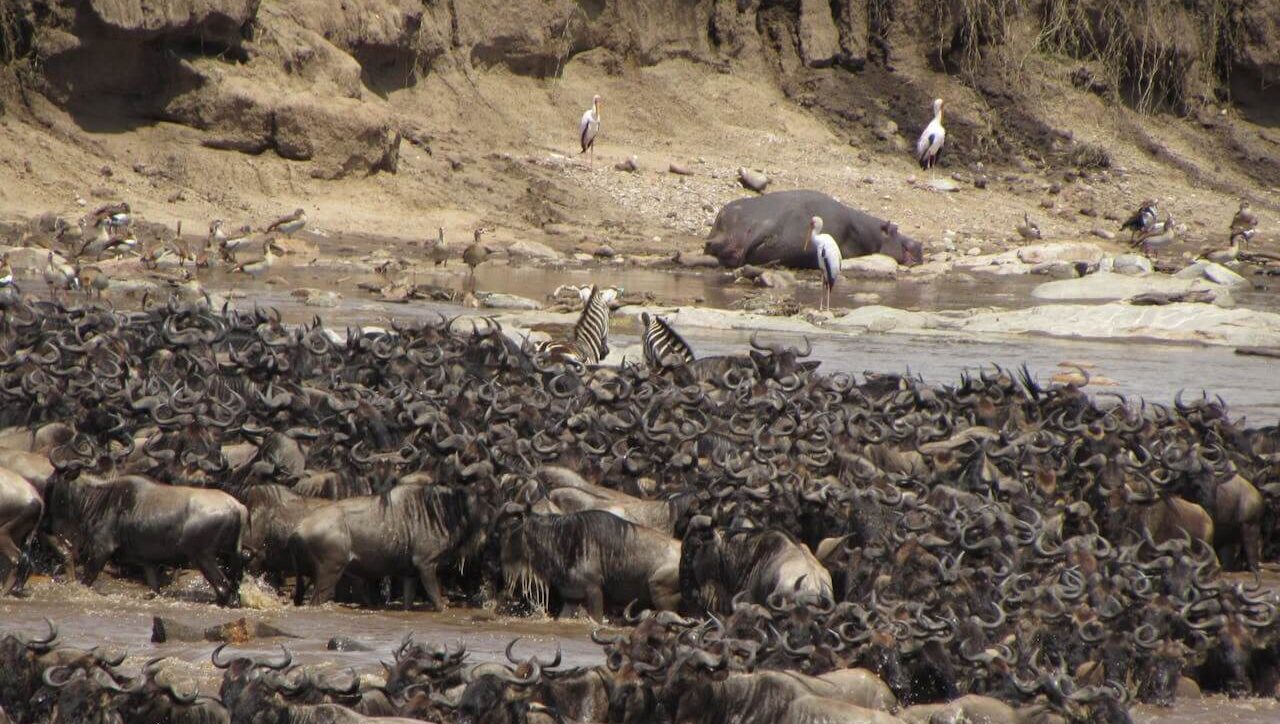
left=642, top=312, right=695, bottom=368
left=570, top=285, right=610, bottom=364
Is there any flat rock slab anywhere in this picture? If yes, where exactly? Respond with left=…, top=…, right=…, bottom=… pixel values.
left=1032, top=272, right=1223, bottom=302
left=1176, top=260, right=1248, bottom=287
left=477, top=292, right=541, bottom=310
left=827, top=302, right=1280, bottom=347
left=507, top=239, right=561, bottom=261
left=1016, top=242, right=1104, bottom=265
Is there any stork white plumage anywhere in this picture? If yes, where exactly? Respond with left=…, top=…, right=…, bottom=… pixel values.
left=579, top=94, right=601, bottom=167
left=804, top=216, right=842, bottom=311
left=916, top=98, right=946, bottom=171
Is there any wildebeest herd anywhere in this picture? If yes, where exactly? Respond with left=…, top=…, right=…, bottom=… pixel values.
left=1, top=291, right=1280, bottom=723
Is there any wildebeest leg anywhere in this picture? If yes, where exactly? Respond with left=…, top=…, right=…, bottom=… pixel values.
left=143, top=565, right=163, bottom=597
left=310, top=560, right=345, bottom=605
left=416, top=563, right=443, bottom=611
left=0, top=535, right=16, bottom=593
left=11, top=550, right=33, bottom=596
left=401, top=577, right=416, bottom=611
left=584, top=585, right=605, bottom=622
left=293, top=574, right=308, bottom=606
left=191, top=551, right=236, bottom=606
left=558, top=600, right=580, bottom=619
left=1244, top=523, right=1263, bottom=584
left=79, top=551, right=109, bottom=588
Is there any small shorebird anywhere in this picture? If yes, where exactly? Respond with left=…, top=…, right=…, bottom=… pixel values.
left=429, top=227, right=450, bottom=267
left=915, top=98, right=946, bottom=171
left=1016, top=212, right=1042, bottom=241
left=579, top=94, right=601, bottom=167
left=231, top=240, right=282, bottom=279
left=1230, top=200, right=1257, bottom=248
left=43, top=251, right=78, bottom=300
left=804, top=216, right=843, bottom=311
left=266, top=208, right=306, bottom=238
left=1120, top=199, right=1158, bottom=242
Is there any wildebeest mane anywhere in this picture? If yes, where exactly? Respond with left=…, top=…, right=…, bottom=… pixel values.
left=721, top=528, right=796, bottom=591
left=56, top=477, right=141, bottom=524
left=389, top=485, right=471, bottom=539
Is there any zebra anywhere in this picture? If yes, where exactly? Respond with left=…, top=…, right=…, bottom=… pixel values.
left=541, top=285, right=617, bottom=364
left=641, top=312, right=695, bottom=369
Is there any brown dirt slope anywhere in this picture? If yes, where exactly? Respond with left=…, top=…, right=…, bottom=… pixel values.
left=0, top=0, right=1275, bottom=257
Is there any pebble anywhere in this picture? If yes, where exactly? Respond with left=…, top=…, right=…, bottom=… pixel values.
left=1040, top=199, right=1055, bottom=209
left=966, top=247, right=982, bottom=256
left=974, top=175, right=988, bottom=189
left=669, top=163, right=694, bottom=176
left=614, top=156, right=639, bottom=172
left=1091, top=227, right=1116, bottom=240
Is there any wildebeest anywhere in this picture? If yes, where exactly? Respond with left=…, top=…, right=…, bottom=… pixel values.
left=43, top=474, right=247, bottom=605
left=679, top=518, right=832, bottom=615
left=0, top=466, right=42, bottom=595
left=703, top=190, right=922, bottom=269
left=289, top=484, right=493, bottom=608
left=492, top=506, right=682, bottom=621
left=526, top=466, right=694, bottom=536
left=239, top=484, right=331, bottom=588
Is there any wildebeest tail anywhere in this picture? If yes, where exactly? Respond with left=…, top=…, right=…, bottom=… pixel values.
left=570, top=285, right=610, bottom=364
left=642, top=312, right=695, bottom=369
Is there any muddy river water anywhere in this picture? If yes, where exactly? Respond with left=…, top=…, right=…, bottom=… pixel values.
left=4, top=258, right=1280, bottom=721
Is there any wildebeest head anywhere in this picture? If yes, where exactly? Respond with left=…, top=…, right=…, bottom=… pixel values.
left=1136, top=632, right=1191, bottom=707
left=34, top=665, right=137, bottom=724
left=212, top=643, right=293, bottom=720
left=454, top=661, right=542, bottom=724
left=382, top=635, right=468, bottom=697
left=746, top=333, right=818, bottom=382
left=0, top=619, right=59, bottom=717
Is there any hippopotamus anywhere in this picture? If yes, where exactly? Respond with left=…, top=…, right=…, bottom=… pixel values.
left=703, top=190, right=923, bottom=269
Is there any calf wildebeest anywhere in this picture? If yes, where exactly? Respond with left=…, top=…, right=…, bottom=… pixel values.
left=43, top=474, right=247, bottom=605
left=289, top=484, right=493, bottom=608
left=0, top=467, right=42, bottom=595
left=492, top=505, right=682, bottom=621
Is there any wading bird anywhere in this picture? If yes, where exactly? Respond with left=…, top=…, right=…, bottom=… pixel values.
left=1017, top=212, right=1042, bottom=241
left=579, top=94, right=601, bottom=168
left=463, top=228, right=491, bottom=284
left=805, top=216, right=842, bottom=311
left=916, top=98, right=945, bottom=171
left=429, top=227, right=450, bottom=267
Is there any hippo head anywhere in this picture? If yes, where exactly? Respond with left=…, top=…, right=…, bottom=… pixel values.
left=877, top=222, right=923, bottom=266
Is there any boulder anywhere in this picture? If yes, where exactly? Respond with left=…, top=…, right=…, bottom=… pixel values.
left=1174, top=261, right=1248, bottom=287
left=797, top=0, right=841, bottom=67
left=737, top=167, right=770, bottom=193
left=840, top=253, right=899, bottom=277
left=1032, top=272, right=1222, bottom=302
left=1016, top=242, right=1104, bottom=265
left=1112, top=254, right=1153, bottom=275
left=478, top=292, right=542, bottom=310
left=506, top=239, right=561, bottom=260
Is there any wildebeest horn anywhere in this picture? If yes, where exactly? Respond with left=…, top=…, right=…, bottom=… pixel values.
left=43, top=666, right=80, bottom=688
left=591, top=629, right=625, bottom=646
left=27, top=618, right=58, bottom=651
